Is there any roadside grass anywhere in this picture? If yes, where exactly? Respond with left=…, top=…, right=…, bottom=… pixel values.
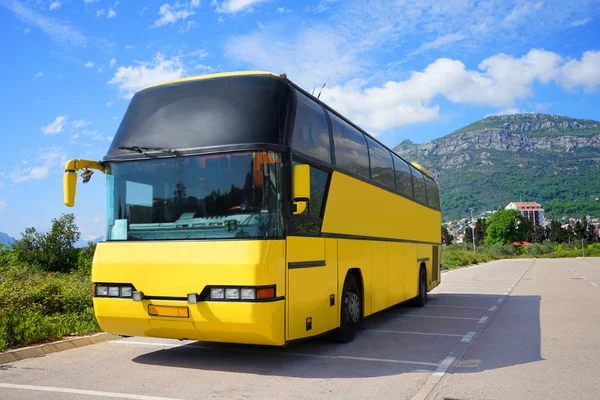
left=442, top=242, right=600, bottom=270
left=0, top=267, right=99, bottom=352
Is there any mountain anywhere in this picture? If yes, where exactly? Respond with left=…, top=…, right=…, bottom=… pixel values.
left=394, top=113, right=600, bottom=221
left=0, top=232, right=16, bottom=246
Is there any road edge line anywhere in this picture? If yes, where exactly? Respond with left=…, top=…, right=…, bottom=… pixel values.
left=411, top=259, right=536, bottom=400
left=0, top=333, right=121, bottom=365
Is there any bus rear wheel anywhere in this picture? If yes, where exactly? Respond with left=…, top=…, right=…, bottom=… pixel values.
left=330, top=274, right=361, bottom=343
left=413, top=267, right=427, bottom=308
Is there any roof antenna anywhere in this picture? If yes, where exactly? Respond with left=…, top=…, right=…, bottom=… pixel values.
left=317, top=64, right=336, bottom=99
left=311, top=86, right=316, bottom=96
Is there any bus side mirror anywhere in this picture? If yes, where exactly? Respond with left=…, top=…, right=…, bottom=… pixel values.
left=63, top=159, right=106, bottom=207
left=292, top=164, right=310, bottom=215
left=64, top=171, right=77, bottom=207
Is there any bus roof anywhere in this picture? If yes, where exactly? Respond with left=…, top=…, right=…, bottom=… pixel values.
left=139, top=70, right=280, bottom=93
left=409, top=162, right=434, bottom=179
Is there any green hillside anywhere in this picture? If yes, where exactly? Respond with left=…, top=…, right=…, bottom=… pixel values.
left=394, top=113, right=600, bottom=221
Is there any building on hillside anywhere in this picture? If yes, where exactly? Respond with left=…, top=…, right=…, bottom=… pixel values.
left=505, top=202, right=545, bottom=226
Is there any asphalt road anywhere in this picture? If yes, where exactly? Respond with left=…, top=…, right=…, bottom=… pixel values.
left=1, top=258, right=598, bottom=400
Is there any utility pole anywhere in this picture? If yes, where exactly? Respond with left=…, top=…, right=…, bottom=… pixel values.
left=470, top=208, right=476, bottom=253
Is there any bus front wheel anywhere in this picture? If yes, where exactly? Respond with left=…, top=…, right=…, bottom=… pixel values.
left=330, top=274, right=361, bottom=343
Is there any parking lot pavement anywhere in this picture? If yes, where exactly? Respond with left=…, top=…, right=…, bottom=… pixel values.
left=4, top=257, right=585, bottom=400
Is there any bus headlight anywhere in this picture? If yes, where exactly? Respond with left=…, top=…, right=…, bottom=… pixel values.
left=210, top=288, right=225, bottom=299
left=225, top=288, right=240, bottom=300
left=96, top=285, right=108, bottom=296
left=240, top=288, right=256, bottom=300
left=94, top=283, right=135, bottom=299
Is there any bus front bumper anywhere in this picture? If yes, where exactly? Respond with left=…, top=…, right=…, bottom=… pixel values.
left=93, top=298, right=286, bottom=346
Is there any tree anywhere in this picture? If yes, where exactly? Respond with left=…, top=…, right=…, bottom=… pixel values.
left=464, top=226, right=474, bottom=247
left=586, top=223, right=597, bottom=243
left=526, top=225, right=546, bottom=243
left=441, top=226, right=454, bottom=245
left=485, top=209, right=530, bottom=245
left=13, top=214, right=81, bottom=273
left=474, top=218, right=487, bottom=246
left=547, top=220, right=568, bottom=243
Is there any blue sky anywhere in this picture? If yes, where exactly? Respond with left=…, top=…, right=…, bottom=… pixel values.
left=1, top=0, right=600, bottom=240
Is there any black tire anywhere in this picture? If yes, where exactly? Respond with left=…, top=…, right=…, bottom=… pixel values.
left=330, top=274, right=361, bottom=343
left=413, top=267, right=427, bottom=308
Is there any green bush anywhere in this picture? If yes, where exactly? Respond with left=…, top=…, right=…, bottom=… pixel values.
left=0, top=268, right=99, bottom=352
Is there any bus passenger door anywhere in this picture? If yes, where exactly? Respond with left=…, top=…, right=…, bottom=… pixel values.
left=286, top=237, right=338, bottom=341
left=286, top=163, right=337, bottom=341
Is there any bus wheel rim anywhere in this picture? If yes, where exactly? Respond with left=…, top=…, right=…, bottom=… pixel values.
left=347, top=292, right=360, bottom=323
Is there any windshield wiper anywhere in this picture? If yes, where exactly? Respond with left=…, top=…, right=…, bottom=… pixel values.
left=118, top=146, right=183, bottom=157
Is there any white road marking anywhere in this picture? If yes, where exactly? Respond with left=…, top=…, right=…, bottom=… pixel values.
left=385, top=313, right=481, bottom=321
left=503, top=292, right=509, bottom=295
left=425, top=304, right=489, bottom=310
left=591, top=282, right=598, bottom=287
left=0, top=383, right=181, bottom=400
left=581, top=276, right=587, bottom=280
left=478, top=316, right=488, bottom=324
left=489, top=306, right=498, bottom=312
left=496, top=298, right=503, bottom=303
left=365, top=329, right=463, bottom=337
left=433, top=357, right=456, bottom=376
left=461, top=331, right=476, bottom=343
left=108, top=340, right=439, bottom=367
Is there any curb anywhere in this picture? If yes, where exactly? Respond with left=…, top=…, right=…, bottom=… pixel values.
left=0, top=333, right=121, bottom=365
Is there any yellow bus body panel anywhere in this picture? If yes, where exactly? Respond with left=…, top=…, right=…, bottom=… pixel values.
left=92, top=240, right=286, bottom=346
left=322, top=171, right=441, bottom=317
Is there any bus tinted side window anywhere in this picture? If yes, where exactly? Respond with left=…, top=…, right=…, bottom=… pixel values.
left=366, top=137, right=395, bottom=189
left=329, top=112, right=370, bottom=179
left=291, top=92, right=331, bottom=164
left=410, top=166, right=428, bottom=205
left=392, top=154, right=414, bottom=198
left=425, top=177, right=441, bottom=210
left=290, top=161, right=330, bottom=235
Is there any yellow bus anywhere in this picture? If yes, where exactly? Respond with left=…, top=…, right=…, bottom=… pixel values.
left=64, top=71, right=441, bottom=345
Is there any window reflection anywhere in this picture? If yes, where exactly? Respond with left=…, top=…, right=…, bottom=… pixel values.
left=106, top=151, right=283, bottom=241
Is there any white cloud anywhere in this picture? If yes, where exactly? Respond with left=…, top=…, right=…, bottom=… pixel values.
left=84, top=0, right=99, bottom=3
left=109, top=58, right=117, bottom=67
left=559, top=50, right=600, bottom=90
left=23, top=27, right=31, bottom=34
left=41, top=115, right=67, bottom=135
left=215, top=0, right=267, bottom=14
left=190, top=0, right=200, bottom=7
left=97, top=67, right=104, bottom=73
left=84, top=61, right=95, bottom=68
left=1, top=0, right=85, bottom=45
left=8, top=147, right=67, bottom=183
left=107, top=8, right=116, bottom=18
left=95, top=8, right=105, bottom=17
left=410, top=33, right=466, bottom=56
left=188, top=49, right=208, bottom=59
left=108, top=52, right=186, bottom=98
left=571, top=17, right=590, bottom=27
left=314, top=0, right=337, bottom=13
left=34, top=71, right=44, bottom=78
left=49, top=1, right=61, bottom=10
left=72, top=119, right=88, bottom=128
left=484, top=108, right=522, bottom=118
left=0, top=200, right=5, bottom=211
left=276, top=7, right=292, bottom=13
left=318, top=49, right=597, bottom=134
left=105, top=100, right=114, bottom=106
left=124, top=44, right=135, bottom=49
left=152, top=3, right=196, bottom=27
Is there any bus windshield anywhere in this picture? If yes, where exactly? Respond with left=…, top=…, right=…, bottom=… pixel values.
left=105, top=151, right=283, bottom=241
